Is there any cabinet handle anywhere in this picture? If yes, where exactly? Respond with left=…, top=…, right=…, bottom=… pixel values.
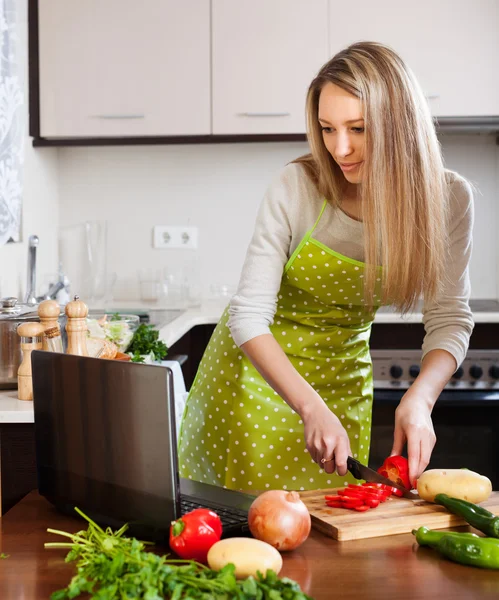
left=90, top=114, right=145, bottom=119
left=425, top=95, right=440, bottom=101
left=238, top=112, right=291, bottom=117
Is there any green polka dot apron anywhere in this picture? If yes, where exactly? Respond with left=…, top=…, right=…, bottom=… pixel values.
left=178, top=200, right=382, bottom=491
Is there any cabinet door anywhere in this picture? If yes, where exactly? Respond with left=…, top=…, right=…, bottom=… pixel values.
left=329, top=0, right=499, bottom=117
left=38, top=0, right=210, bottom=138
left=212, top=0, right=329, bottom=134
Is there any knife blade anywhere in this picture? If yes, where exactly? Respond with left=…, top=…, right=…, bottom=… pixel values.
left=346, top=456, right=420, bottom=500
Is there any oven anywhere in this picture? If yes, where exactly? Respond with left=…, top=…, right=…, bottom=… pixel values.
left=368, top=319, right=499, bottom=489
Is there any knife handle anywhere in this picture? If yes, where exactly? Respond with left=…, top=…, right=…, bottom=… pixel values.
left=346, top=456, right=362, bottom=479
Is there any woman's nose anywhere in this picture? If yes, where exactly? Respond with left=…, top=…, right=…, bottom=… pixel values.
left=335, top=132, right=353, bottom=158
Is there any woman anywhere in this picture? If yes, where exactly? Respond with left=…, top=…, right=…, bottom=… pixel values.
left=178, top=41, right=474, bottom=491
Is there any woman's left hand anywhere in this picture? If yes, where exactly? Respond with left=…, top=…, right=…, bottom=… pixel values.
left=390, top=388, right=437, bottom=487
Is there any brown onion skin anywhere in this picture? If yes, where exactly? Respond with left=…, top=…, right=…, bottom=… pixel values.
left=248, top=490, right=311, bottom=551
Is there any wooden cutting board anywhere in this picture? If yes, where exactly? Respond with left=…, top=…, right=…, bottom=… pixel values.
left=299, top=489, right=499, bottom=541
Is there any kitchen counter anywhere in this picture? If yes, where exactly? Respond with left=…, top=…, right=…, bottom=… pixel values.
left=0, top=391, right=34, bottom=423
left=2, top=296, right=499, bottom=423
left=1, top=491, right=498, bottom=599
left=157, top=298, right=499, bottom=348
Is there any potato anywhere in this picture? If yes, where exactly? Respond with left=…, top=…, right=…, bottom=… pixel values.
left=417, top=469, right=492, bottom=503
left=207, top=537, right=283, bottom=579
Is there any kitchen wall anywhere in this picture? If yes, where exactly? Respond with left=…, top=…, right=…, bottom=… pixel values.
left=0, top=0, right=59, bottom=301
left=4, top=3, right=498, bottom=306
left=57, top=133, right=499, bottom=304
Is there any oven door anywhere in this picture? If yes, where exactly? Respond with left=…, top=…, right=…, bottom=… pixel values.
left=370, top=389, right=499, bottom=488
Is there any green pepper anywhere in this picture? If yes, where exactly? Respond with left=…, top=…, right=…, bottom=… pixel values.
left=412, top=526, right=480, bottom=548
left=413, top=527, right=499, bottom=569
left=434, top=494, right=499, bottom=538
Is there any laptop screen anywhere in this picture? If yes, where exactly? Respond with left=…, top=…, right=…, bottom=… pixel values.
left=31, top=351, right=181, bottom=534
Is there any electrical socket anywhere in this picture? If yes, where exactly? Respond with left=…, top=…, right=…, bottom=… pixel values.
left=153, top=226, right=198, bottom=249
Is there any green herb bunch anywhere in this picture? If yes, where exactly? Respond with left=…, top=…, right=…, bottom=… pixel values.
left=127, top=324, right=168, bottom=363
left=45, top=508, right=312, bottom=600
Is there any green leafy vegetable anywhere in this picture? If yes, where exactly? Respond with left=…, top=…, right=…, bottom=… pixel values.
left=45, top=507, right=312, bottom=599
left=127, top=324, right=168, bottom=363
left=0, top=553, right=9, bottom=559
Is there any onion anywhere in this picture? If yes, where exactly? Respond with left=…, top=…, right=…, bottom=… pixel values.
left=248, top=490, right=311, bottom=551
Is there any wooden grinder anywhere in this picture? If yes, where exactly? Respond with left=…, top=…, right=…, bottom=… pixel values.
left=17, top=322, right=46, bottom=401
left=65, top=295, right=89, bottom=356
left=37, top=299, right=60, bottom=350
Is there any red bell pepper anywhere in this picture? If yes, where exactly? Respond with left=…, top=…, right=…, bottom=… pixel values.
left=169, top=508, right=223, bottom=563
left=377, top=455, right=411, bottom=497
left=324, top=482, right=394, bottom=512
left=326, top=500, right=345, bottom=508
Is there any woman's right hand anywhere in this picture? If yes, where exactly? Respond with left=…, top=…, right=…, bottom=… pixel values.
left=302, top=402, right=352, bottom=475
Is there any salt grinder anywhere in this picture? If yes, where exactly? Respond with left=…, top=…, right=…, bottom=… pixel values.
left=37, top=299, right=60, bottom=350
left=65, top=295, right=89, bottom=356
left=17, top=322, right=45, bottom=401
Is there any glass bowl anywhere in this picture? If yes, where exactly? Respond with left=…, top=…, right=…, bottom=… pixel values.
left=86, top=313, right=140, bottom=352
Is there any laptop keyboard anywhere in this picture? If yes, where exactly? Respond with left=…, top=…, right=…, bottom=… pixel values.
left=180, top=497, right=248, bottom=529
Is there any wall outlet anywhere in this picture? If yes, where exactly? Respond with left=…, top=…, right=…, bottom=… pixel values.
left=153, top=226, right=198, bottom=249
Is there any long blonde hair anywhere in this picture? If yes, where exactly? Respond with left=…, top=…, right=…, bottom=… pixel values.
left=294, top=41, right=449, bottom=312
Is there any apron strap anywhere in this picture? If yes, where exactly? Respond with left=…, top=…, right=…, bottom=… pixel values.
left=310, top=199, right=328, bottom=235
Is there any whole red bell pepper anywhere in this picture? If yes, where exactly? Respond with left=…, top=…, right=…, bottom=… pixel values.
left=169, top=508, right=223, bottom=563
left=377, top=455, right=411, bottom=496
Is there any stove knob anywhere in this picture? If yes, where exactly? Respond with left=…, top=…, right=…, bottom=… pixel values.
left=453, top=366, right=464, bottom=380
left=390, top=365, right=403, bottom=379
left=469, top=365, right=483, bottom=380
left=489, top=365, right=499, bottom=380
left=409, top=365, right=420, bottom=379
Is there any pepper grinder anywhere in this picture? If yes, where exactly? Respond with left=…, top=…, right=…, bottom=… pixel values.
left=17, top=322, right=46, bottom=401
left=65, top=295, right=89, bottom=356
left=38, top=299, right=61, bottom=350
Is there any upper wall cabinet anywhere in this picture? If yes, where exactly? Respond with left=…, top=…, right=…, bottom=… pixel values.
left=329, top=0, right=499, bottom=117
left=37, top=0, right=210, bottom=138
left=211, top=0, right=329, bottom=135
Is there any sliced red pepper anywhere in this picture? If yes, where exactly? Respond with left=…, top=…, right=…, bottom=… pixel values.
left=339, top=488, right=366, bottom=498
left=364, top=496, right=380, bottom=508
left=347, top=484, right=369, bottom=492
left=362, top=483, right=393, bottom=493
left=338, top=488, right=365, bottom=497
left=325, top=501, right=345, bottom=508
left=349, top=485, right=389, bottom=501
left=377, top=455, right=411, bottom=490
left=362, top=491, right=388, bottom=503
left=324, top=483, right=391, bottom=512
left=169, top=508, right=222, bottom=563
left=338, top=497, right=365, bottom=508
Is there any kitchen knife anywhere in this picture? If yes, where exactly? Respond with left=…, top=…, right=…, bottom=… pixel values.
left=346, top=456, right=420, bottom=500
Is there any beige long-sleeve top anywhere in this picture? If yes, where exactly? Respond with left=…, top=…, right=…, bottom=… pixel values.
left=228, top=163, right=474, bottom=367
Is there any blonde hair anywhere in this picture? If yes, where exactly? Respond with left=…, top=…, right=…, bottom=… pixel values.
left=294, top=41, right=449, bottom=312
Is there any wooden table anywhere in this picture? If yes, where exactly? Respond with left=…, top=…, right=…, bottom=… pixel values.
left=1, top=492, right=499, bottom=599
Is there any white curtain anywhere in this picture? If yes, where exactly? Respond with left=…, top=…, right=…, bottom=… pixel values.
left=0, top=0, right=24, bottom=246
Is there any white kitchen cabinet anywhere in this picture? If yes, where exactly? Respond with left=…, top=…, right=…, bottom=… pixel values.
left=38, top=0, right=211, bottom=138
left=212, top=0, right=329, bottom=135
left=329, top=0, right=499, bottom=118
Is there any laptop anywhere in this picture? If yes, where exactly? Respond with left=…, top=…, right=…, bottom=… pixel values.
left=31, top=350, right=254, bottom=542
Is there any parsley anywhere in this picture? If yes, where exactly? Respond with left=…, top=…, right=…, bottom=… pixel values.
left=0, top=553, right=9, bottom=559
left=45, top=508, right=312, bottom=599
left=127, top=324, right=168, bottom=363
